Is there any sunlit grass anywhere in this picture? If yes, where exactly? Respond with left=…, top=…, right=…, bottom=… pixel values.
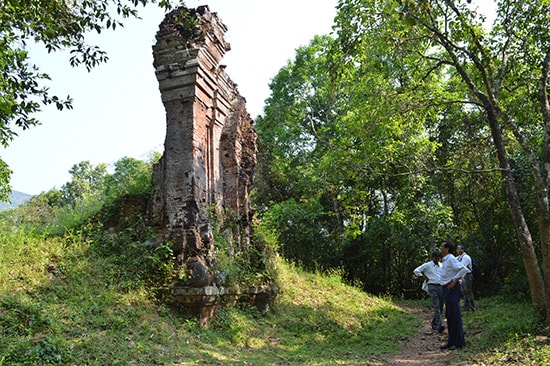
left=456, top=297, right=550, bottom=365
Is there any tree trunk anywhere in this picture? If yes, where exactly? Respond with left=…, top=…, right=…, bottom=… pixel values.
left=537, top=46, right=550, bottom=325
left=536, top=219, right=550, bottom=324
left=484, top=106, right=547, bottom=321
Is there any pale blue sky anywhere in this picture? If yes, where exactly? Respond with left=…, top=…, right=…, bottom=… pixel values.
left=3, top=0, right=339, bottom=195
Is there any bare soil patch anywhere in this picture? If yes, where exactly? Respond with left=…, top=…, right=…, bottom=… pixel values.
left=370, top=304, right=460, bottom=366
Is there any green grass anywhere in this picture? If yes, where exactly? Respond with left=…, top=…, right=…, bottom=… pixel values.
left=1, top=223, right=549, bottom=365
left=458, top=297, right=550, bottom=365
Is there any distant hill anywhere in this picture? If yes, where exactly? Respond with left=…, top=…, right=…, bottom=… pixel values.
left=0, top=190, right=32, bottom=211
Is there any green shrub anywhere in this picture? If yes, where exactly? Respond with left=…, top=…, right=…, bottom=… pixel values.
left=208, top=208, right=279, bottom=289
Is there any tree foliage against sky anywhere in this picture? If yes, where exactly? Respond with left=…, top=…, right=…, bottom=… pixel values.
left=0, top=0, right=181, bottom=200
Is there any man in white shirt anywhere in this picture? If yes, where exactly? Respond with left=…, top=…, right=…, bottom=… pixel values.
left=413, top=251, right=445, bottom=333
left=456, top=245, right=476, bottom=311
left=439, top=241, right=470, bottom=350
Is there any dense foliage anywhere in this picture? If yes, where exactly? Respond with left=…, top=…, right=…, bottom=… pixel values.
left=253, top=0, right=548, bottom=312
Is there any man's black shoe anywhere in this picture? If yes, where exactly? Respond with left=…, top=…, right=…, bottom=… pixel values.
left=438, top=326, right=445, bottom=333
left=441, top=344, right=463, bottom=351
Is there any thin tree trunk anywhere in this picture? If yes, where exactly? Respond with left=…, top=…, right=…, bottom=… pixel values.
left=537, top=220, right=550, bottom=324
left=484, top=106, right=547, bottom=321
left=537, top=46, right=550, bottom=324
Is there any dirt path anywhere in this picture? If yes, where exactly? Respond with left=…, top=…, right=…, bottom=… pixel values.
left=370, top=304, right=460, bottom=366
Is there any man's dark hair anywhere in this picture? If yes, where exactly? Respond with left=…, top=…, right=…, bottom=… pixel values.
left=442, top=241, right=455, bottom=253
left=431, top=251, right=442, bottom=258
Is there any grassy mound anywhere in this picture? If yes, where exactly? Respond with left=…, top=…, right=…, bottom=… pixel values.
left=0, top=220, right=420, bottom=365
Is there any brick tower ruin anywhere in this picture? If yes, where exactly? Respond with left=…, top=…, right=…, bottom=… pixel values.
left=149, top=6, right=268, bottom=323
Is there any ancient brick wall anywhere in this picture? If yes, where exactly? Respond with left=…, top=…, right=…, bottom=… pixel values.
left=150, top=6, right=257, bottom=278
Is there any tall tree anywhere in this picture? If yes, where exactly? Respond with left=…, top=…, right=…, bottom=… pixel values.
left=255, top=32, right=449, bottom=292
left=334, top=0, right=550, bottom=323
left=255, top=35, right=347, bottom=268
left=0, top=0, right=181, bottom=200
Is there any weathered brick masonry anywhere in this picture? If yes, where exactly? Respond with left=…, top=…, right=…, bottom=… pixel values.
left=149, top=6, right=261, bottom=323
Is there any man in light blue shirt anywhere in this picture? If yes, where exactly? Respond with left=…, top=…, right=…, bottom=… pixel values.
left=439, top=241, right=470, bottom=350
left=413, top=251, right=444, bottom=333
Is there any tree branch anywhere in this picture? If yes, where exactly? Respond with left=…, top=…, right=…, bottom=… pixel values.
left=368, top=166, right=507, bottom=178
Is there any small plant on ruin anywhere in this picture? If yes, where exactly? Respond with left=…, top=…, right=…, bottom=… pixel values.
left=208, top=206, right=278, bottom=290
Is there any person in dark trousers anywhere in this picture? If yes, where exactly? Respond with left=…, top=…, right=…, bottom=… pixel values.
left=439, top=241, right=470, bottom=350
left=413, top=251, right=445, bottom=333
left=456, top=245, right=476, bottom=311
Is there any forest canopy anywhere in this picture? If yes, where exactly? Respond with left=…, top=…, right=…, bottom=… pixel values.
left=253, top=0, right=550, bottom=324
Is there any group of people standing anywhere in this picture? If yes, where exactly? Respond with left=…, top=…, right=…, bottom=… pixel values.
left=413, top=241, right=476, bottom=351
